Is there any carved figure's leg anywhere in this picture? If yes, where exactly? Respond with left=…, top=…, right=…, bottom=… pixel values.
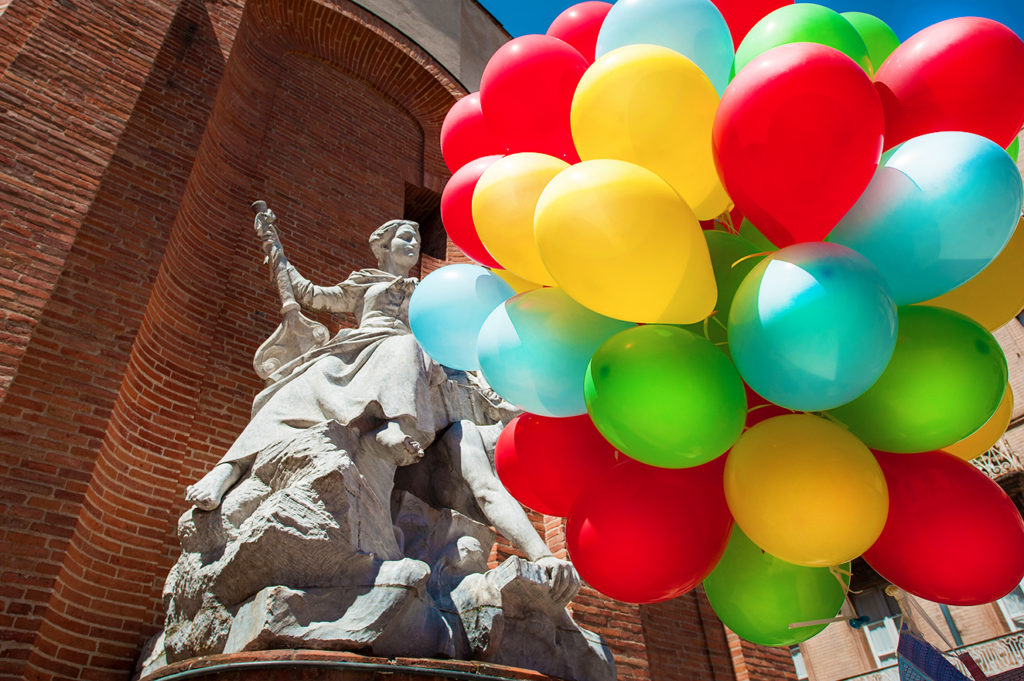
left=185, top=462, right=244, bottom=511
left=360, top=419, right=426, bottom=466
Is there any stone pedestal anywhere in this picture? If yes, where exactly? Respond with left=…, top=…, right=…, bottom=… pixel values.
left=140, top=650, right=559, bottom=681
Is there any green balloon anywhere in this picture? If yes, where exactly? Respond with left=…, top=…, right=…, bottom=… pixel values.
left=704, top=526, right=849, bottom=647
left=1008, top=136, right=1019, bottom=163
left=829, top=306, right=1007, bottom=453
left=735, top=4, right=872, bottom=77
left=841, top=11, right=899, bottom=72
left=738, top=218, right=777, bottom=251
left=584, top=325, right=746, bottom=468
left=683, top=231, right=767, bottom=345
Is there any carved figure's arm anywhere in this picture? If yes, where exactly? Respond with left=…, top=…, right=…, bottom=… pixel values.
left=448, top=421, right=581, bottom=603
left=250, top=203, right=359, bottom=316
left=286, top=265, right=359, bottom=315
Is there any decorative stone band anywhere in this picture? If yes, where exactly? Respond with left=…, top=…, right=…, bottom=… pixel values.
left=138, top=650, right=559, bottom=681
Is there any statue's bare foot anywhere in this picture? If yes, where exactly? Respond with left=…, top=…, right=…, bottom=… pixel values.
left=186, top=463, right=242, bottom=511
left=373, top=421, right=425, bottom=466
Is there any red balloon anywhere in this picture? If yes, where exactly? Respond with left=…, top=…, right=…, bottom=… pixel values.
left=714, top=0, right=794, bottom=49
left=545, top=2, right=613, bottom=63
left=566, top=457, right=733, bottom=603
left=440, top=92, right=506, bottom=173
left=439, top=155, right=503, bottom=268
left=713, top=43, right=884, bottom=247
left=480, top=35, right=587, bottom=162
left=875, top=17, right=1024, bottom=150
left=494, top=412, right=621, bottom=517
left=864, top=451, right=1024, bottom=606
left=494, top=418, right=550, bottom=514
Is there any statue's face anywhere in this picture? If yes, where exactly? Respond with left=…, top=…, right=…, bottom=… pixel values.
left=388, top=224, right=420, bottom=269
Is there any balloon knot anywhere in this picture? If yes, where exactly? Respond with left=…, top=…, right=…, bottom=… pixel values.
left=848, top=616, right=871, bottom=629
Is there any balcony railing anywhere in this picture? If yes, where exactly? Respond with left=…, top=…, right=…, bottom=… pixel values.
left=839, top=631, right=1024, bottom=681
left=957, top=630, right=1024, bottom=677
left=973, top=438, right=1024, bottom=480
left=839, top=664, right=900, bottom=681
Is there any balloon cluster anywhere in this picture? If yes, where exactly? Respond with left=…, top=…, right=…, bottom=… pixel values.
left=412, top=0, right=1024, bottom=648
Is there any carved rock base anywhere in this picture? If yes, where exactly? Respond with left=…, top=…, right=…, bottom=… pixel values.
left=139, top=651, right=559, bottom=681
left=157, top=421, right=614, bottom=681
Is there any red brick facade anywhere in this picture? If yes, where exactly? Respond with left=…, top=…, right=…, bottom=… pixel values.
left=0, top=2, right=797, bottom=680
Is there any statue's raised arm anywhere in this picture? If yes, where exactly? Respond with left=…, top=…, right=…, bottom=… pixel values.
left=250, top=201, right=332, bottom=383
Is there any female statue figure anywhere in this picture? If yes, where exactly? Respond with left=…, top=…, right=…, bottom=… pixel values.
left=184, top=207, right=575, bottom=599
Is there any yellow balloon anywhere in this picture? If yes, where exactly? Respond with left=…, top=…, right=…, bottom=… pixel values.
left=490, top=267, right=540, bottom=293
left=724, top=414, right=889, bottom=567
left=944, top=382, right=1013, bottom=461
left=571, top=44, right=730, bottom=220
left=535, top=159, right=716, bottom=324
left=473, top=153, right=567, bottom=286
left=922, top=217, right=1024, bottom=330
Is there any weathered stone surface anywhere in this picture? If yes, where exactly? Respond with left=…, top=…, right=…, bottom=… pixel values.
left=452, top=557, right=616, bottom=681
left=163, top=421, right=444, bottom=663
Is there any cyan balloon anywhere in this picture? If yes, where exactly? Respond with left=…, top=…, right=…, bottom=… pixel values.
left=477, top=288, right=633, bottom=417
left=595, top=0, right=734, bottom=95
left=409, top=264, right=516, bottom=370
left=829, top=131, right=1023, bottom=305
left=729, top=242, right=898, bottom=411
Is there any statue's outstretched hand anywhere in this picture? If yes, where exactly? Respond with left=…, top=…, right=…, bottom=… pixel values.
left=254, top=210, right=278, bottom=244
left=536, top=555, right=581, bottom=605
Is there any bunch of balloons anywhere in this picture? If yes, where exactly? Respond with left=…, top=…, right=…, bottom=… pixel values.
left=412, top=0, right=1024, bottom=648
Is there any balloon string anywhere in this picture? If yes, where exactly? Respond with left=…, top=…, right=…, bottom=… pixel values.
left=829, top=564, right=860, bottom=596
left=886, top=586, right=960, bottom=654
left=731, top=251, right=773, bottom=268
left=818, top=411, right=850, bottom=429
left=714, top=209, right=737, bottom=234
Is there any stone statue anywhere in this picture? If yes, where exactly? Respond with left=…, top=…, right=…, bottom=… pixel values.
left=146, top=204, right=615, bottom=681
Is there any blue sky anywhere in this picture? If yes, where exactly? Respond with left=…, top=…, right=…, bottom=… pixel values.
left=478, top=1, right=583, bottom=37
left=476, top=0, right=1024, bottom=41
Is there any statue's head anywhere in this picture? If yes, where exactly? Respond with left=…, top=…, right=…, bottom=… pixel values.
left=369, top=219, right=420, bottom=274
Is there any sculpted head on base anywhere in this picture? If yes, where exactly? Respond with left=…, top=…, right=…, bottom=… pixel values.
left=370, top=219, right=421, bottom=276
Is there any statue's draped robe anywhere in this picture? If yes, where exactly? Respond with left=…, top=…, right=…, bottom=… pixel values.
left=220, top=268, right=492, bottom=464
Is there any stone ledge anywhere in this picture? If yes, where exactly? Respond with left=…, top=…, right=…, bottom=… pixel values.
left=141, top=650, right=558, bottom=681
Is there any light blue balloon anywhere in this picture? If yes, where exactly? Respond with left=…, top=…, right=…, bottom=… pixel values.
left=477, top=288, right=634, bottom=417
left=728, top=242, right=898, bottom=411
left=409, top=264, right=515, bottom=371
left=829, top=131, right=1023, bottom=305
left=595, top=0, right=734, bottom=95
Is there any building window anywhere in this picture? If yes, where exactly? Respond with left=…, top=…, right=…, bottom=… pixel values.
left=791, top=645, right=809, bottom=680
left=852, top=586, right=902, bottom=667
left=404, top=183, right=445, bottom=260
left=997, top=577, right=1024, bottom=631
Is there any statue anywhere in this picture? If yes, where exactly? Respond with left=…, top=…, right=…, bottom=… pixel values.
left=146, top=203, right=615, bottom=681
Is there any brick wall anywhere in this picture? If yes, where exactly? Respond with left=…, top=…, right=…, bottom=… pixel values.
left=0, top=2, right=802, bottom=680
